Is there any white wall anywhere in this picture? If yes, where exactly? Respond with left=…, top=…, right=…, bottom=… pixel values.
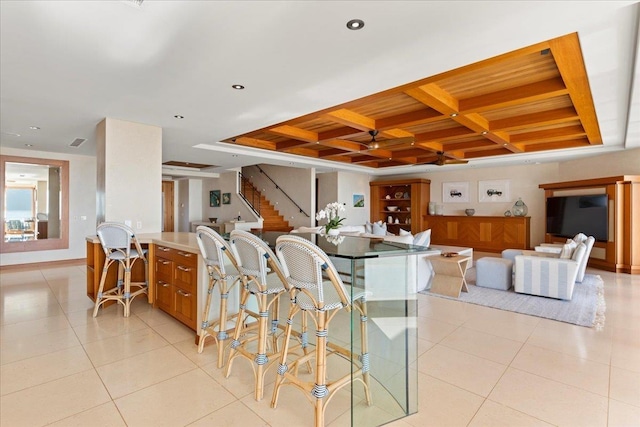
left=337, top=171, right=371, bottom=226
left=177, top=179, right=190, bottom=232
left=97, top=118, right=162, bottom=233
left=0, top=147, right=97, bottom=266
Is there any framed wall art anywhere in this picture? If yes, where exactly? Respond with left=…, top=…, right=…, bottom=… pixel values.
left=353, top=193, right=365, bottom=208
left=210, top=190, right=221, bottom=207
left=442, top=182, right=469, bottom=203
left=222, top=192, right=231, bottom=204
left=478, top=180, right=510, bottom=202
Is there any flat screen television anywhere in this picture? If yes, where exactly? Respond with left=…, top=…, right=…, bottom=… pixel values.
left=546, top=194, right=608, bottom=241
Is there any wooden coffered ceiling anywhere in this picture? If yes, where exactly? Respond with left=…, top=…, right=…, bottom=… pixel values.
left=222, top=33, right=602, bottom=169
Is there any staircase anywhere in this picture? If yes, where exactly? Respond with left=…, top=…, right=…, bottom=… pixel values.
left=241, top=181, right=293, bottom=232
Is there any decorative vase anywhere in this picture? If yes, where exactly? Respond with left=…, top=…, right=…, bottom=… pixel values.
left=465, top=208, right=475, bottom=216
left=327, top=228, right=340, bottom=236
left=428, top=202, right=436, bottom=215
left=504, top=210, right=512, bottom=217
left=435, top=204, right=444, bottom=215
left=512, top=198, right=528, bottom=216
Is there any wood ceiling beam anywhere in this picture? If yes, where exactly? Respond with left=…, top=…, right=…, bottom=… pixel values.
left=318, top=148, right=350, bottom=158
left=382, top=128, right=414, bottom=138
left=459, top=77, right=569, bottom=113
left=463, top=147, right=514, bottom=159
left=490, top=107, right=578, bottom=132
left=268, top=125, right=318, bottom=143
left=445, top=140, right=498, bottom=151
left=362, top=148, right=394, bottom=160
left=280, top=147, right=320, bottom=157
left=235, top=137, right=276, bottom=150
left=510, top=125, right=586, bottom=144
left=414, top=127, right=476, bottom=143
left=516, top=138, right=589, bottom=152
left=392, top=148, right=434, bottom=157
left=275, top=139, right=314, bottom=150
left=416, top=141, right=443, bottom=152
left=317, top=126, right=364, bottom=141
left=324, top=109, right=376, bottom=132
left=375, top=108, right=444, bottom=129
left=318, top=139, right=364, bottom=153
left=549, top=33, right=602, bottom=144
left=405, top=83, right=459, bottom=115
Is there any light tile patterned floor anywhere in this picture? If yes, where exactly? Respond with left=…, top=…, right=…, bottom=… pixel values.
left=1, top=259, right=639, bottom=426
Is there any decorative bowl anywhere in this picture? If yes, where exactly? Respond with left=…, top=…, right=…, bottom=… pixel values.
left=464, top=209, right=475, bottom=216
left=387, top=206, right=399, bottom=212
left=406, top=207, right=411, bottom=212
left=209, top=217, right=217, bottom=223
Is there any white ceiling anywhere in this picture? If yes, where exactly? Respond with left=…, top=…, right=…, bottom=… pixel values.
left=1, top=1, right=638, bottom=177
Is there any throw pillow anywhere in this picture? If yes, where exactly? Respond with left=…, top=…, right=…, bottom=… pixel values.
left=571, top=242, right=587, bottom=262
left=372, top=222, right=387, bottom=236
left=572, top=233, right=588, bottom=244
left=399, top=228, right=413, bottom=237
left=413, top=229, right=431, bottom=247
left=365, top=222, right=373, bottom=234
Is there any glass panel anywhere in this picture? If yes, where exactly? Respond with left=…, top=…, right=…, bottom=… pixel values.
left=329, top=251, right=419, bottom=426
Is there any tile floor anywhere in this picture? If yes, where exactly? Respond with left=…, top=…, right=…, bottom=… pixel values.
left=1, top=258, right=639, bottom=427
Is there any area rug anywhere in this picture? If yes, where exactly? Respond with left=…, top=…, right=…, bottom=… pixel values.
left=421, top=270, right=606, bottom=329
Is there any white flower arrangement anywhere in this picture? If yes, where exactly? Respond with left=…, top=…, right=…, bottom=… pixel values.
left=324, top=234, right=345, bottom=246
left=316, top=202, right=346, bottom=234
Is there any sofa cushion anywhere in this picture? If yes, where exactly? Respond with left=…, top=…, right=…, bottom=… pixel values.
left=364, top=222, right=373, bottom=234
left=399, top=228, right=412, bottom=237
left=339, top=225, right=366, bottom=233
left=560, top=240, right=577, bottom=259
left=384, top=234, right=414, bottom=245
left=571, top=242, right=587, bottom=262
left=572, top=233, right=588, bottom=244
left=372, top=222, right=387, bottom=236
left=413, top=229, right=431, bottom=247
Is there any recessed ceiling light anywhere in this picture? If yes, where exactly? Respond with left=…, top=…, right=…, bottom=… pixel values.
left=25, top=144, right=33, bottom=147
left=29, top=126, right=40, bottom=130
left=346, top=19, right=365, bottom=30
left=174, top=115, right=184, bottom=119
left=481, top=131, right=488, bottom=135
left=231, top=84, right=245, bottom=90
left=232, top=154, right=238, bottom=157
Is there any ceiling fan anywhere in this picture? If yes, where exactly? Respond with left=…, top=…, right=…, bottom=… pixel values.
left=359, top=130, right=414, bottom=150
left=421, top=151, right=469, bottom=166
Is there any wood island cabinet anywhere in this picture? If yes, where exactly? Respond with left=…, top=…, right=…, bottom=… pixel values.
left=370, top=179, right=430, bottom=235
left=423, top=215, right=530, bottom=252
left=154, top=245, right=198, bottom=330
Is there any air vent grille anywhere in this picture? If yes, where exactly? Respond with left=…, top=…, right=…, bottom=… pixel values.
left=70, top=138, right=86, bottom=147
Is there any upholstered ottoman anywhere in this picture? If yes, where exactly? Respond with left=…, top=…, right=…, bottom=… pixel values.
left=476, top=257, right=513, bottom=290
left=501, top=249, right=522, bottom=263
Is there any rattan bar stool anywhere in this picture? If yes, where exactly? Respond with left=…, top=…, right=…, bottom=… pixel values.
left=93, top=222, right=148, bottom=318
left=224, top=230, right=297, bottom=401
left=195, top=226, right=244, bottom=368
left=271, top=235, right=371, bottom=427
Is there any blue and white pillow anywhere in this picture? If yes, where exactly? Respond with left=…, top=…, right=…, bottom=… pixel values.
left=413, top=229, right=431, bottom=247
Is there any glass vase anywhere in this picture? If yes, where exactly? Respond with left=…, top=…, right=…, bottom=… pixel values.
left=512, top=198, right=528, bottom=216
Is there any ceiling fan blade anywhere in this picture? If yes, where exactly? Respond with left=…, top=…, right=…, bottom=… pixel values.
left=443, top=158, right=469, bottom=165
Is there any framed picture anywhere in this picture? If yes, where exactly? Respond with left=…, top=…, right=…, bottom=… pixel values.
left=479, top=180, right=510, bottom=202
left=210, top=190, right=220, bottom=207
left=222, top=192, right=231, bottom=204
left=443, top=182, right=469, bottom=203
left=353, top=193, right=365, bottom=208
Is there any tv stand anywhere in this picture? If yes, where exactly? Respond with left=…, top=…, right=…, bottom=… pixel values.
left=539, top=176, right=640, bottom=274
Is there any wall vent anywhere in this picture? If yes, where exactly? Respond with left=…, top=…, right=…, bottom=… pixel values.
left=69, top=138, right=86, bottom=147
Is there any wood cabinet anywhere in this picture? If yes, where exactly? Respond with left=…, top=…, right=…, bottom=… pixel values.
left=154, top=245, right=198, bottom=329
left=423, top=215, right=530, bottom=252
left=539, top=175, right=640, bottom=274
left=370, top=179, right=430, bottom=235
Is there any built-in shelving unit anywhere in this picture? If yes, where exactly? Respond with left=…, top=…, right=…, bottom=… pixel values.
left=369, top=179, right=430, bottom=235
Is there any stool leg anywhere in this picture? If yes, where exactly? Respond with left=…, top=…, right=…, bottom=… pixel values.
left=123, top=261, right=132, bottom=317
left=254, top=292, right=269, bottom=400
left=358, top=299, right=372, bottom=405
left=216, top=276, right=231, bottom=368
left=225, top=278, right=250, bottom=374
left=270, top=300, right=299, bottom=409
left=92, top=260, right=111, bottom=317
left=313, top=311, right=328, bottom=427
left=198, top=271, right=216, bottom=354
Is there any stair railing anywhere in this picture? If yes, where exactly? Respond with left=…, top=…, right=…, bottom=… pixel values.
left=246, top=165, right=310, bottom=217
left=238, top=173, right=261, bottom=217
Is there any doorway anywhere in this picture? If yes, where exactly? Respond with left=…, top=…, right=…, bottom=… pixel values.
left=162, top=181, right=174, bottom=232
